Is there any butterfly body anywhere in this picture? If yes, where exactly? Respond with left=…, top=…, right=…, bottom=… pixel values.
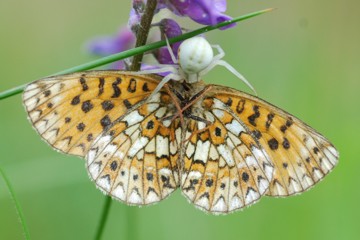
left=23, top=70, right=338, bottom=214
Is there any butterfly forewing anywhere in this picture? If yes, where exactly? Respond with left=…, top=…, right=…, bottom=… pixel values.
left=205, top=85, right=339, bottom=197
left=23, top=71, right=160, bottom=157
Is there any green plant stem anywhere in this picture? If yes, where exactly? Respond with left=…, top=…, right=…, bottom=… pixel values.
left=94, top=196, right=112, bottom=240
left=130, top=0, right=158, bottom=71
left=0, top=166, right=31, bottom=240
left=126, top=207, right=138, bottom=240
left=0, top=8, right=274, bottom=100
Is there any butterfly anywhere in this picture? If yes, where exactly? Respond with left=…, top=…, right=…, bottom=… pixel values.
left=22, top=70, right=338, bottom=214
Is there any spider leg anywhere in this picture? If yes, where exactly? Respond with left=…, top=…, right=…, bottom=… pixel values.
left=211, top=44, right=225, bottom=62
left=199, top=59, right=257, bottom=96
left=129, top=65, right=178, bottom=76
left=165, top=35, right=178, bottom=64
left=147, top=73, right=183, bottom=101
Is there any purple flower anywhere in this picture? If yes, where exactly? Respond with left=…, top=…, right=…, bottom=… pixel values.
left=158, top=0, right=235, bottom=29
left=153, top=18, right=183, bottom=64
left=85, top=27, right=136, bottom=69
left=85, top=0, right=234, bottom=70
left=128, top=0, right=146, bottom=33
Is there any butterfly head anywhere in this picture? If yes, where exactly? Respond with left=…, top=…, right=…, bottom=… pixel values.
left=178, top=37, right=213, bottom=83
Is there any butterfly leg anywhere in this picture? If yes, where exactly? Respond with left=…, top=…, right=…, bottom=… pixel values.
left=181, top=116, right=212, bottom=143
left=169, top=85, right=213, bottom=123
left=163, top=84, right=185, bottom=126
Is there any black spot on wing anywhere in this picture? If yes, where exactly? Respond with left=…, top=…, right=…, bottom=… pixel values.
left=98, top=77, right=105, bottom=96
left=248, top=105, right=260, bottom=126
left=80, top=77, right=88, bottom=91
left=81, top=100, right=93, bottom=113
left=282, top=137, right=290, bottom=149
left=101, top=100, right=114, bottom=111
left=128, top=78, right=137, bottom=93
left=123, top=99, right=132, bottom=109
left=100, top=115, right=111, bottom=129
left=236, top=99, right=245, bottom=114
left=268, top=138, right=279, bottom=150
left=110, top=161, right=118, bottom=171
left=44, top=90, right=51, bottom=97
left=77, top=122, right=85, bottom=132
left=142, top=83, right=150, bottom=92
left=266, top=113, right=274, bottom=129
left=111, top=78, right=121, bottom=98
left=71, top=95, right=80, bottom=105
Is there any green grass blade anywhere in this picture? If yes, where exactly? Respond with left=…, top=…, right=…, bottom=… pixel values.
left=94, top=196, right=112, bottom=240
left=0, top=8, right=274, bottom=100
left=0, top=166, right=31, bottom=240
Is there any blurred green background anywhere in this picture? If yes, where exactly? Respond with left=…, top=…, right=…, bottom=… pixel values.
left=1, top=0, right=359, bottom=239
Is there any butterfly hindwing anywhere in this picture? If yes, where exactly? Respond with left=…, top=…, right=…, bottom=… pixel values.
left=180, top=97, right=274, bottom=214
left=86, top=92, right=181, bottom=205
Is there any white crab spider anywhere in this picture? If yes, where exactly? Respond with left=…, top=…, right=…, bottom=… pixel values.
left=131, top=36, right=257, bottom=98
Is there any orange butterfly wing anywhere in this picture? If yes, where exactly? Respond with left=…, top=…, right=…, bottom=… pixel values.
left=23, top=71, right=160, bottom=157
left=205, top=85, right=339, bottom=197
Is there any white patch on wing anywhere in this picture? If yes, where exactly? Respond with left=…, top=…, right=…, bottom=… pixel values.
left=217, top=144, right=235, bottom=166
left=323, top=147, right=338, bottom=166
left=245, top=155, right=257, bottom=167
left=186, top=142, right=195, bottom=158
left=212, top=198, right=226, bottom=212
left=128, top=190, right=142, bottom=204
left=124, top=124, right=138, bottom=136
left=112, top=185, right=126, bottom=201
left=97, top=176, right=111, bottom=192
left=123, top=111, right=144, bottom=126
left=188, top=171, right=202, bottom=179
left=175, top=127, right=182, bottom=144
left=209, top=144, right=219, bottom=160
left=156, top=135, right=169, bottom=158
left=155, top=107, right=167, bottom=118
left=197, top=121, right=206, bottom=131
left=128, top=136, right=149, bottom=157
left=159, top=168, right=171, bottom=176
left=228, top=132, right=242, bottom=146
left=146, top=191, right=160, bottom=203
left=136, top=149, right=144, bottom=160
left=258, top=177, right=270, bottom=194
left=229, top=196, right=243, bottom=211
left=245, top=188, right=259, bottom=204
left=87, top=148, right=98, bottom=164
left=162, top=119, right=171, bottom=127
left=170, top=141, right=177, bottom=155
left=146, top=103, right=159, bottom=112
left=204, top=111, right=215, bottom=122
left=251, top=146, right=273, bottom=180
left=194, top=140, right=210, bottom=163
left=212, top=109, right=224, bottom=119
left=88, top=162, right=101, bottom=178
left=148, top=92, right=160, bottom=102
left=52, top=95, right=62, bottom=105
left=196, top=196, right=210, bottom=210
left=225, top=120, right=245, bottom=136
left=145, top=138, right=155, bottom=152
left=97, top=135, right=112, bottom=148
